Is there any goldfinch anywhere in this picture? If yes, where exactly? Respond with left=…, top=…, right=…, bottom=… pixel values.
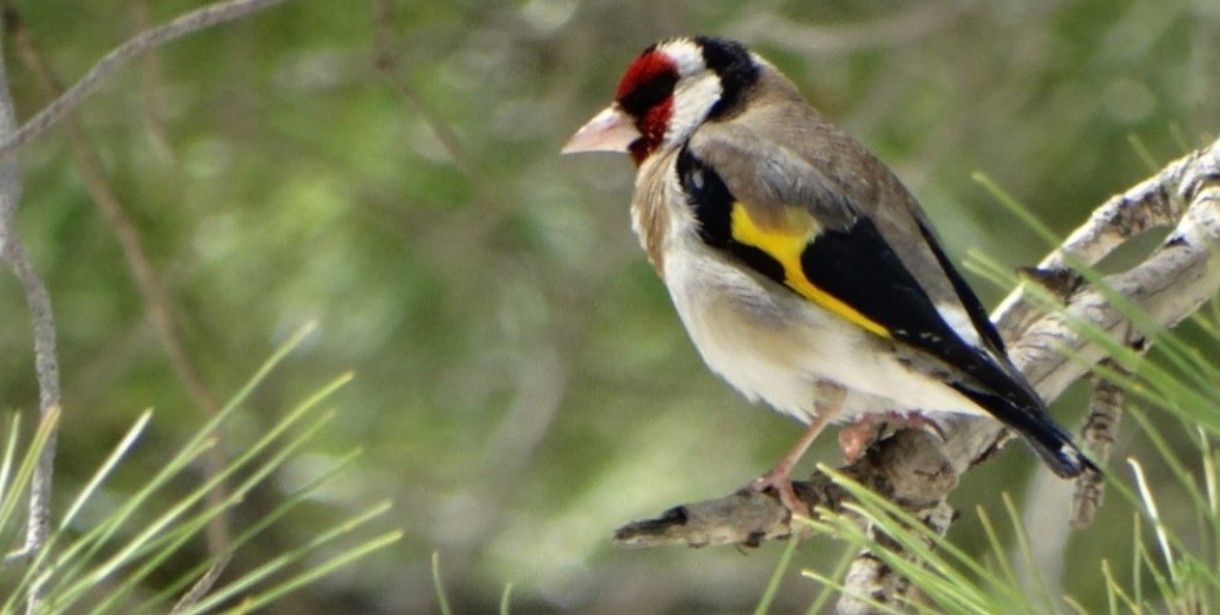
left=563, top=36, right=1089, bottom=512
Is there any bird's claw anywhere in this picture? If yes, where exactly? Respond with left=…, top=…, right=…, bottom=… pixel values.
left=740, top=470, right=810, bottom=519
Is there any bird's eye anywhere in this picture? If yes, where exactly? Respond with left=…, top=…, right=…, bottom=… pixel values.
left=618, top=72, right=678, bottom=117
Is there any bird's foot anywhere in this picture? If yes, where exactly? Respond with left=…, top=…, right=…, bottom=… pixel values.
left=838, top=419, right=879, bottom=464
left=838, top=412, right=946, bottom=463
left=740, top=467, right=810, bottom=519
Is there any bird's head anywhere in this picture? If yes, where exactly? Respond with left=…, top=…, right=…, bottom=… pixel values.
left=562, top=36, right=760, bottom=165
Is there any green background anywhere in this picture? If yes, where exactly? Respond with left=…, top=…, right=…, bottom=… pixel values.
left=2, top=0, right=1217, bottom=612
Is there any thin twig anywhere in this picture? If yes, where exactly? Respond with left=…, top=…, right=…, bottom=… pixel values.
left=367, top=0, right=519, bottom=287
left=0, top=21, right=61, bottom=614
left=0, top=0, right=295, bottom=162
left=371, top=0, right=484, bottom=185
left=130, top=0, right=180, bottom=166
left=5, top=7, right=233, bottom=555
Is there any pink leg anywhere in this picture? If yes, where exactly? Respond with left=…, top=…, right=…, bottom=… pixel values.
left=742, top=385, right=845, bottom=518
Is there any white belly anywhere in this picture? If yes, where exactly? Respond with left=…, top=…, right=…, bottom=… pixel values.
left=662, top=241, right=986, bottom=424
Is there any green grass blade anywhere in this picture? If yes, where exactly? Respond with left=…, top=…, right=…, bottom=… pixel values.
left=212, top=530, right=403, bottom=615
left=754, top=535, right=800, bottom=615
left=134, top=448, right=363, bottom=613
left=0, top=406, right=59, bottom=538
left=1129, top=459, right=1176, bottom=583
left=433, top=550, right=454, bottom=615
left=1000, top=493, right=1057, bottom=614
left=801, top=564, right=907, bottom=615
left=802, top=542, right=856, bottom=615
left=1126, top=134, right=1159, bottom=172
left=20, top=436, right=217, bottom=614
left=972, top=173, right=1061, bottom=248
left=0, top=413, right=22, bottom=508
left=975, top=505, right=1019, bottom=590
left=171, top=321, right=319, bottom=477
left=76, top=408, right=341, bottom=615
left=499, top=582, right=514, bottom=615
left=60, top=410, right=153, bottom=530
left=67, top=372, right=348, bottom=595
left=177, top=501, right=396, bottom=614
left=1101, top=558, right=1140, bottom=613
left=36, top=329, right=324, bottom=601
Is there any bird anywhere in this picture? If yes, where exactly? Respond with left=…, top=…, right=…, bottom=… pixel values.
left=561, top=36, right=1090, bottom=514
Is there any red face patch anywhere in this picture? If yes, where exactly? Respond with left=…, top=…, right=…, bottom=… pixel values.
left=615, top=50, right=676, bottom=100
left=629, top=97, right=672, bottom=164
left=615, top=49, right=680, bottom=164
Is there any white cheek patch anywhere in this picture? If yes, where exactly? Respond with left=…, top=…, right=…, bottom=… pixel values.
left=651, top=39, right=725, bottom=149
left=664, top=74, right=722, bottom=148
left=657, top=40, right=707, bottom=77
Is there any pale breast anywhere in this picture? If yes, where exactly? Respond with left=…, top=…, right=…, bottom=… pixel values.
left=661, top=236, right=987, bottom=424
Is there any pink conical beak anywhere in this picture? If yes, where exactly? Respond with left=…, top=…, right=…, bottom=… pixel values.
left=561, top=104, right=640, bottom=154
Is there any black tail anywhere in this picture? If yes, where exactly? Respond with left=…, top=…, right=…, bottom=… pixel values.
left=951, top=385, right=1095, bottom=478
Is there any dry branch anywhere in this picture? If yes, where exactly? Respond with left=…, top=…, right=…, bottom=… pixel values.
left=1070, top=359, right=1130, bottom=529
left=0, top=19, right=60, bottom=615
left=5, top=6, right=236, bottom=556
left=0, top=0, right=294, bottom=162
left=614, top=137, right=1220, bottom=610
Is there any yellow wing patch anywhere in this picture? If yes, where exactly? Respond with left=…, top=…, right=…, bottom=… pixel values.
left=729, top=203, right=891, bottom=338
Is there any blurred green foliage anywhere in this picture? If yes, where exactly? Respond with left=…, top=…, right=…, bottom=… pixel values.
left=0, top=0, right=1217, bottom=613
